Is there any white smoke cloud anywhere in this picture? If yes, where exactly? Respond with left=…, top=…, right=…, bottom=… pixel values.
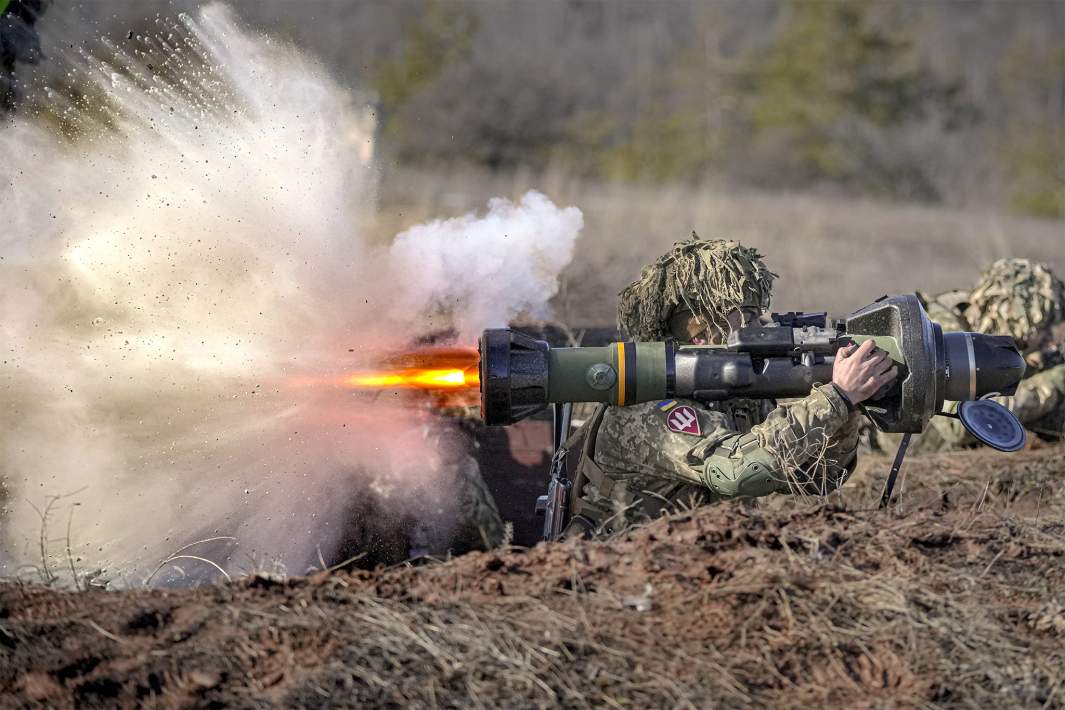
left=387, top=192, right=582, bottom=342
left=0, top=5, right=581, bottom=585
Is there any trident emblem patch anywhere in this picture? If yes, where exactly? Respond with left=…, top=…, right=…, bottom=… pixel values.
left=665, top=405, right=701, bottom=436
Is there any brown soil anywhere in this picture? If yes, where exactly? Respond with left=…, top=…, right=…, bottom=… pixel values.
left=3, top=445, right=1064, bottom=709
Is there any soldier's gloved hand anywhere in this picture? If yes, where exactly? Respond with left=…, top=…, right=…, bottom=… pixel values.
left=832, top=339, right=898, bottom=405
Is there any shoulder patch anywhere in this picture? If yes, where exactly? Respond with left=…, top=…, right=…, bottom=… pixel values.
left=664, top=405, right=701, bottom=435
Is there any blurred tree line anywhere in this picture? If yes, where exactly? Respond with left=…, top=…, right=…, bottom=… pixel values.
left=49, top=0, right=1065, bottom=217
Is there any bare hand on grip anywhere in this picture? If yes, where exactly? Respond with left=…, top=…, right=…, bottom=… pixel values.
left=833, top=338, right=899, bottom=405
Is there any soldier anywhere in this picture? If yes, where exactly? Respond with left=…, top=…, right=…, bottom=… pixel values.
left=562, top=237, right=897, bottom=538
left=877, top=258, right=1065, bottom=453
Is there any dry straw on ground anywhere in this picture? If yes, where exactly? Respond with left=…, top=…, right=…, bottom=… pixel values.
left=2, top=444, right=1063, bottom=708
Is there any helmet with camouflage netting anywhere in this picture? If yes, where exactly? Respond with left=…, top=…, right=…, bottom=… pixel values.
left=964, top=259, right=1064, bottom=350
left=617, top=235, right=777, bottom=341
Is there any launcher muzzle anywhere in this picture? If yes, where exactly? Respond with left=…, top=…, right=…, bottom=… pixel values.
left=479, top=294, right=1025, bottom=436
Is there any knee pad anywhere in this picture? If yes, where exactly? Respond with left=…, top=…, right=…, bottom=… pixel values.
left=703, top=448, right=783, bottom=498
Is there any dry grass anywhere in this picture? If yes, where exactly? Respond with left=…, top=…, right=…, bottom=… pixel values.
left=368, top=165, right=1064, bottom=325
left=2, top=445, right=1064, bottom=708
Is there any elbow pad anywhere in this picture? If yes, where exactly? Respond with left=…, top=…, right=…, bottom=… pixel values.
left=702, top=447, right=784, bottom=498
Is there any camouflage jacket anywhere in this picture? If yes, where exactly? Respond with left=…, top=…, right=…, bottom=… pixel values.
left=567, top=385, right=862, bottom=536
left=873, top=292, right=1065, bottom=453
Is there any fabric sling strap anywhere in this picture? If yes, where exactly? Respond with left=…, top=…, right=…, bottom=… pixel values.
left=563, top=404, right=610, bottom=533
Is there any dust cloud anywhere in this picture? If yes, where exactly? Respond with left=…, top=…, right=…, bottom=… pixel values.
left=0, top=4, right=581, bottom=585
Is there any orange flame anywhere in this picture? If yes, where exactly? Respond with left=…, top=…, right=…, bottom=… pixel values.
left=344, top=346, right=480, bottom=395
left=345, top=367, right=479, bottom=390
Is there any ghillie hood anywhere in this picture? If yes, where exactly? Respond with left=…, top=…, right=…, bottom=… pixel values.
left=965, top=259, right=1064, bottom=349
left=617, top=235, right=777, bottom=341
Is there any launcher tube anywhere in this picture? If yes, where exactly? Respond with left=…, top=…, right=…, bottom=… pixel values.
left=541, top=342, right=835, bottom=406
left=546, top=342, right=669, bottom=406
left=478, top=294, right=1026, bottom=432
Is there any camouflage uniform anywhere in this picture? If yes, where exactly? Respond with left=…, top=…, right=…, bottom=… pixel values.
left=875, top=259, right=1065, bottom=453
left=429, top=414, right=506, bottom=555
left=446, top=447, right=507, bottom=552
left=564, top=238, right=863, bottom=537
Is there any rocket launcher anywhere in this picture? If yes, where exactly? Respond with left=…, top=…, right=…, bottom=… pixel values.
left=479, top=294, right=1026, bottom=444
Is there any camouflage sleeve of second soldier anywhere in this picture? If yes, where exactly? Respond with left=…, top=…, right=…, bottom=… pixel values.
left=693, top=385, right=862, bottom=498
left=1012, top=364, right=1065, bottom=428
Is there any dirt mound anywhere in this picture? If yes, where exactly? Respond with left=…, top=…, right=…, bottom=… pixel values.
left=2, top=446, right=1064, bottom=708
